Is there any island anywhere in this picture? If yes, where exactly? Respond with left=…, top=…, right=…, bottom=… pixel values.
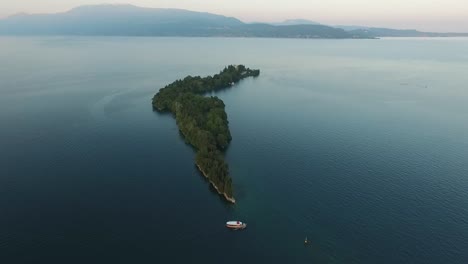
left=152, top=65, right=260, bottom=203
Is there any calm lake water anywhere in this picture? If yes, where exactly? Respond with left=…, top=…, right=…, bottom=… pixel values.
left=1, top=37, right=467, bottom=263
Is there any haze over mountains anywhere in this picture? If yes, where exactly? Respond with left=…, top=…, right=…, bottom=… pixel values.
left=271, top=19, right=321, bottom=26
left=0, top=4, right=466, bottom=38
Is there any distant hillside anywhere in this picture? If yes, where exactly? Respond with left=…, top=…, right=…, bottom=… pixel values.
left=336, top=25, right=468, bottom=37
left=229, top=23, right=357, bottom=38
left=0, top=5, right=243, bottom=36
left=0, top=4, right=370, bottom=38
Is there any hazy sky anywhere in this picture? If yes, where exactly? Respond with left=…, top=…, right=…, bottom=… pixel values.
left=1, top=0, right=467, bottom=31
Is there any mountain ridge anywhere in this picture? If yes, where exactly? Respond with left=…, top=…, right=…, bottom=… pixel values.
left=1, top=4, right=466, bottom=38
left=0, top=4, right=369, bottom=38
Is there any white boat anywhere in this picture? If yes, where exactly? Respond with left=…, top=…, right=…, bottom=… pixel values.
left=226, top=221, right=247, bottom=229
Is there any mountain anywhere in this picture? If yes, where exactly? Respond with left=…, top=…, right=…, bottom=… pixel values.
left=0, top=5, right=243, bottom=36
left=271, top=19, right=320, bottom=26
left=0, top=4, right=369, bottom=38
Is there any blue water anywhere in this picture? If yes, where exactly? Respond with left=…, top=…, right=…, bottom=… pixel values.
left=1, top=37, right=467, bottom=263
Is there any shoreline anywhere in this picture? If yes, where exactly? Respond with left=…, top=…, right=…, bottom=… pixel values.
left=196, top=164, right=236, bottom=204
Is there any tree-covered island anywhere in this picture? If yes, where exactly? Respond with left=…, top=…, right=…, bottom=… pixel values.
left=152, top=65, right=260, bottom=203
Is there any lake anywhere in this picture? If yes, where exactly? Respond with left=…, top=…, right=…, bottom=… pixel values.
left=0, top=37, right=467, bottom=263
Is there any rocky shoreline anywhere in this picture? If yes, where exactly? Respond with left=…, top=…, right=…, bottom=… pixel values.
left=196, top=164, right=236, bottom=204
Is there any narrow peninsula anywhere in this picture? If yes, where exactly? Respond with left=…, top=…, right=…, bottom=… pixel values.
left=152, top=65, right=260, bottom=203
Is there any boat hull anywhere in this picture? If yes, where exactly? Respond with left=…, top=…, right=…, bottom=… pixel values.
left=226, top=221, right=247, bottom=230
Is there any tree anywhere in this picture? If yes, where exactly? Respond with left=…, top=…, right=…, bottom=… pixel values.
left=151, top=65, right=260, bottom=202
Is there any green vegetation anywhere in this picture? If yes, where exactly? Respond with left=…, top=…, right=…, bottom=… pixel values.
left=152, top=65, right=260, bottom=203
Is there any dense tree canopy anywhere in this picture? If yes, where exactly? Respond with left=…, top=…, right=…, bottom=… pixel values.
left=152, top=65, right=260, bottom=202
